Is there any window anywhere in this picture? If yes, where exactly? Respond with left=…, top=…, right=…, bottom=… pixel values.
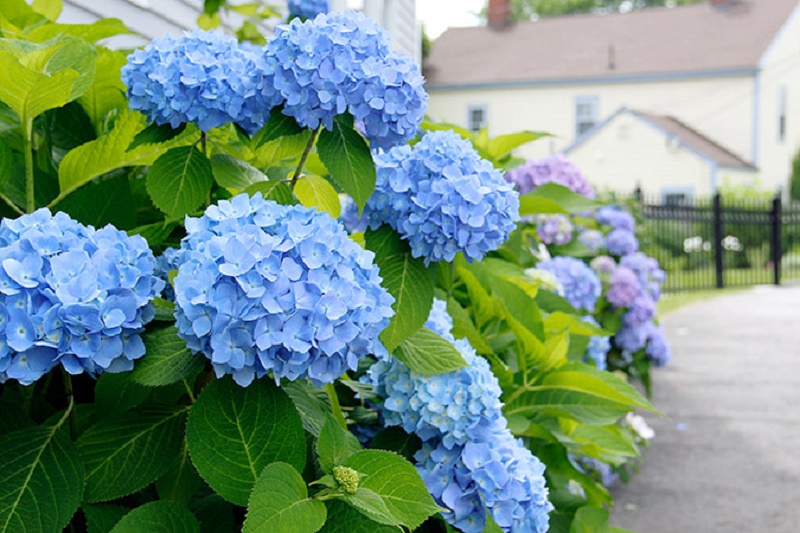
left=575, top=96, right=599, bottom=138
left=778, top=85, right=787, bottom=142
left=661, top=187, right=694, bottom=206
left=467, top=105, right=488, bottom=134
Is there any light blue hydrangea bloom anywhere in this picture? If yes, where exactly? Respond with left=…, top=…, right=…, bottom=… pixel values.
left=622, top=294, right=656, bottom=327
left=338, top=195, right=367, bottom=234
left=606, top=229, right=639, bottom=256
left=536, top=214, right=573, bottom=246
left=595, top=206, right=635, bottom=232
left=364, top=130, right=520, bottom=265
left=415, top=422, right=553, bottom=533
left=504, top=154, right=595, bottom=198
left=366, top=299, right=504, bottom=448
left=645, top=322, right=671, bottom=367
left=582, top=315, right=609, bottom=371
left=155, top=247, right=182, bottom=302
left=578, top=229, right=605, bottom=252
left=288, top=0, right=329, bottom=19
left=122, top=30, right=280, bottom=134
left=0, top=209, right=163, bottom=384
left=173, top=193, right=394, bottom=387
left=263, top=11, right=427, bottom=149
left=537, top=256, right=601, bottom=312
left=614, top=322, right=648, bottom=354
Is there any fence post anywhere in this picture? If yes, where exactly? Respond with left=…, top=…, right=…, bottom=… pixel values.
left=713, top=193, right=724, bottom=289
left=771, top=194, right=782, bottom=285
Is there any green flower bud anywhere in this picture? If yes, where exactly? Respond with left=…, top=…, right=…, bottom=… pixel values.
left=333, top=465, right=359, bottom=494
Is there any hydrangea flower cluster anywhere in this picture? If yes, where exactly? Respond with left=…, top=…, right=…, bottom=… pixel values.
left=0, top=209, right=163, bottom=385
left=536, top=214, right=573, bottom=246
left=578, top=229, right=605, bottom=252
left=173, top=193, right=394, bottom=387
left=606, top=228, right=639, bottom=256
left=536, top=257, right=601, bottom=311
left=338, top=195, right=367, bottom=234
left=288, top=0, right=329, bottom=19
left=595, top=206, right=635, bottom=232
left=364, top=131, right=520, bottom=264
left=504, top=154, right=595, bottom=197
left=263, top=11, right=427, bottom=150
left=155, top=247, right=182, bottom=302
left=582, top=316, right=610, bottom=371
left=122, top=30, right=280, bottom=134
left=644, top=322, right=671, bottom=366
left=607, top=267, right=641, bottom=308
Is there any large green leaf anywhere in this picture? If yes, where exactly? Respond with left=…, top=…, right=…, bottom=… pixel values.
left=283, top=380, right=332, bottom=437
left=31, top=0, right=62, bottom=20
left=543, top=363, right=657, bottom=413
left=244, top=180, right=295, bottom=205
left=393, top=326, right=466, bottom=375
left=487, top=131, right=549, bottom=161
left=316, top=415, right=362, bottom=474
left=319, top=501, right=398, bottom=533
left=520, top=183, right=603, bottom=216
left=110, top=501, right=199, bottom=533
left=155, top=442, right=201, bottom=505
left=0, top=418, right=84, bottom=533
left=504, top=386, right=631, bottom=426
left=317, top=115, right=376, bottom=210
left=146, top=146, right=214, bottom=218
left=570, top=506, right=610, bottom=533
left=27, top=19, right=130, bottom=44
left=186, top=377, right=306, bottom=506
left=446, top=297, right=493, bottom=355
left=57, top=175, right=136, bottom=230
left=252, top=111, right=304, bottom=149
left=294, top=174, right=341, bottom=217
left=339, top=488, right=399, bottom=527
left=75, top=48, right=127, bottom=129
left=132, top=326, right=203, bottom=387
left=93, top=371, right=150, bottom=416
left=82, top=504, right=128, bottom=533
left=242, top=462, right=326, bottom=533
left=210, top=154, right=267, bottom=190
left=344, top=450, right=439, bottom=530
left=77, top=404, right=188, bottom=502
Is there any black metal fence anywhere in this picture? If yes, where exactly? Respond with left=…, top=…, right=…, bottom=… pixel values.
left=634, top=192, right=800, bottom=293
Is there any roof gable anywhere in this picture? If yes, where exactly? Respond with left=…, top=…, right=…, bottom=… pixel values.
left=424, top=0, right=799, bottom=88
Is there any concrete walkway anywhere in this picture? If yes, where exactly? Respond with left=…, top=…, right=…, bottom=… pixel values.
left=610, top=285, right=800, bottom=533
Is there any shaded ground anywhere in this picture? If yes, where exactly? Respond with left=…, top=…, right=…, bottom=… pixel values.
left=610, top=285, right=800, bottom=533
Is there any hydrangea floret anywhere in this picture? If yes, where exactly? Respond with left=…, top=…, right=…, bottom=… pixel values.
left=173, top=193, right=394, bottom=387
left=122, top=30, right=280, bottom=134
left=536, top=214, right=573, bottom=246
left=504, top=154, right=595, bottom=197
left=606, top=266, right=641, bottom=308
left=364, top=130, right=520, bottom=264
left=606, top=229, right=639, bottom=256
left=263, top=11, right=427, bottom=150
left=645, top=322, right=671, bottom=366
left=288, top=0, right=329, bottom=19
left=582, top=315, right=610, bottom=371
left=536, top=256, right=601, bottom=311
left=0, top=209, right=163, bottom=384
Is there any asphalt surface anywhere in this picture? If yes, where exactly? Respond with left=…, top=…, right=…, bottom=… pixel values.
left=609, top=285, right=800, bottom=533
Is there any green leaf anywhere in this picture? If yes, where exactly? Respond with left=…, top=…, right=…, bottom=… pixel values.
left=294, top=174, right=341, bottom=217
left=317, top=415, right=362, bottom=474
left=283, top=380, right=332, bottom=437
left=132, top=326, right=203, bottom=387
left=110, top=501, right=199, bottom=533
left=545, top=312, right=609, bottom=336
left=520, top=183, right=603, bottom=216
left=446, top=297, right=493, bottom=355
left=94, top=372, right=149, bottom=415
left=543, top=363, right=658, bottom=413
left=58, top=109, right=191, bottom=199
left=58, top=175, right=136, bottom=230
left=568, top=425, right=639, bottom=461
left=253, top=111, right=303, bottom=149
left=320, top=501, right=399, bottom=533
left=317, top=115, right=376, bottom=210
left=31, top=0, right=62, bottom=21
left=186, top=377, right=306, bottom=506
left=569, top=506, right=610, bottom=533
left=146, top=146, right=214, bottom=218
left=244, top=180, right=295, bottom=205
left=75, top=48, right=126, bottom=129
left=129, top=122, right=188, bottom=151
left=156, top=442, right=201, bottom=505
left=255, top=130, right=312, bottom=166
left=27, top=19, right=131, bottom=44
left=0, top=397, right=33, bottom=437
left=483, top=512, right=504, bottom=533
left=486, top=131, right=549, bottom=161
left=394, top=326, right=467, bottom=375
left=344, top=450, right=439, bottom=530
left=210, top=154, right=267, bottom=190
left=242, top=462, right=326, bottom=533
left=340, top=488, right=400, bottom=527
left=505, top=386, right=632, bottom=426
left=78, top=404, right=188, bottom=502
left=82, top=504, right=128, bottom=533
left=189, top=495, right=235, bottom=533
left=0, top=419, right=84, bottom=533
left=455, top=266, right=499, bottom=329
left=367, top=428, right=421, bottom=462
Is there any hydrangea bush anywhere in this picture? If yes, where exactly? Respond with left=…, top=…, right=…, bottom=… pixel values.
left=0, top=4, right=660, bottom=533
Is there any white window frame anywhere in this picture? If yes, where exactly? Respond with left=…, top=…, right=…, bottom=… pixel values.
left=575, top=96, right=599, bottom=138
left=467, top=104, right=488, bottom=134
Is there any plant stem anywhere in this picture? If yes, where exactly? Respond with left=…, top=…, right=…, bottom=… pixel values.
left=291, top=127, right=321, bottom=190
left=182, top=377, right=196, bottom=403
left=323, top=383, right=348, bottom=430
left=201, top=131, right=208, bottom=157
left=61, top=369, right=76, bottom=439
left=23, top=119, right=34, bottom=213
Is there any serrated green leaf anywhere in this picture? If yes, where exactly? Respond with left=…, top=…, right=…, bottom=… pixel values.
left=0, top=419, right=84, bottom=533
left=319, top=501, right=399, bottom=533
left=74, top=47, right=125, bottom=130
left=486, top=131, right=549, bottom=161
left=210, top=154, right=267, bottom=190
left=520, top=183, right=603, bottom=216
left=505, top=386, right=631, bottom=426
left=57, top=175, right=136, bottom=230
left=253, top=109, right=303, bottom=149
left=31, top=0, right=62, bottom=21
left=393, top=326, right=466, bottom=375
left=344, top=450, right=439, bottom=530
left=129, top=122, right=188, bottom=151
left=254, top=129, right=311, bottom=166
left=27, top=18, right=130, bottom=44
left=94, top=371, right=149, bottom=415
left=244, top=180, right=295, bottom=205
left=78, top=404, right=188, bottom=502
left=242, top=462, right=326, bottom=533
left=317, top=415, right=362, bottom=474
left=82, top=504, right=128, bottom=533
left=110, top=501, right=199, bottom=533
left=446, top=297, right=493, bottom=355
left=186, top=377, right=306, bottom=506
left=543, top=363, right=658, bottom=413
left=570, top=506, right=610, bottom=533
left=156, top=442, right=201, bottom=505
left=317, top=116, right=376, bottom=209
left=146, top=146, right=214, bottom=218
left=132, top=326, right=203, bottom=387
left=283, top=380, right=332, bottom=437
left=295, top=174, right=341, bottom=217
left=340, top=488, right=400, bottom=526
left=483, top=512, right=504, bottom=533
left=456, top=266, right=498, bottom=329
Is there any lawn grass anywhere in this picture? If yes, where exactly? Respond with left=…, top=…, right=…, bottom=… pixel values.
left=657, top=289, right=744, bottom=316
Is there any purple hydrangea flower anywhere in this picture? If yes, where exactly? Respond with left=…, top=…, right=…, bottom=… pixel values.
left=504, top=154, right=595, bottom=197
left=595, top=206, right=635, bottom=232
left=606, top=229, right=639, bottom=256
left=537, top=257, right=601, bottom=312
left=536, top=214, right=573, bottom=246
left=0, top=209, right=163, bottom=384
left=173, top=193, right=394, bottom=387
left=288, top=0, right=329, bottom=19
left=606, top=267, right=641, bottom=309
left=645, top=323, right=671, bottom=366
left=623, top=295, right=656, bottom=327
left=122, top=30, right=280, bottom=134
left=364, top=130, right=520, bottom=265
left=263, top=11, right=427, bottom=150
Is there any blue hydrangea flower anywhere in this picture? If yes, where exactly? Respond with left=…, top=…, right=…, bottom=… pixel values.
left=620, top=252, right=666, bottom=300
left=537, top=257, right=601, bottom=311
left=595, top=206, right=635, bottom=232
left=338, top=195, right=367, bottom=234
left=415, top=423, right=553, bottom=533
left=645, top=322, right=671, bottom=366
left=582, top=315, right=609, bottom=371
left=263, top=11, right=427, bottom=150
left=578, top=229, right=605, bottom=251
left=0, top=209, right=163, bottom=384
left=623, top=294, right=656, bottom=327
left=173, top=193, right=394, bottom=387
left=154, top=247, right=182, bottom=302
left=504, top=154, right=595, bottom=198
left=606, top=266, right=641, bottom=309
left=364, top=130, right=520, bottom=265
left=606, top=229, right=639, bottom=256
left=122, top=30, right=280, bottom=134
left=366, top=299, right=505, bottom=448
left=536, top=214, right=573, bottom=246
left=614, top=322, right=648, bottom=354
left=288, top=0, right=329, bottom=19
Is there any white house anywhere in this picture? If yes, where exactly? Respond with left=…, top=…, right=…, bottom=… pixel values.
left=423, top=0, right=800, bottom=199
